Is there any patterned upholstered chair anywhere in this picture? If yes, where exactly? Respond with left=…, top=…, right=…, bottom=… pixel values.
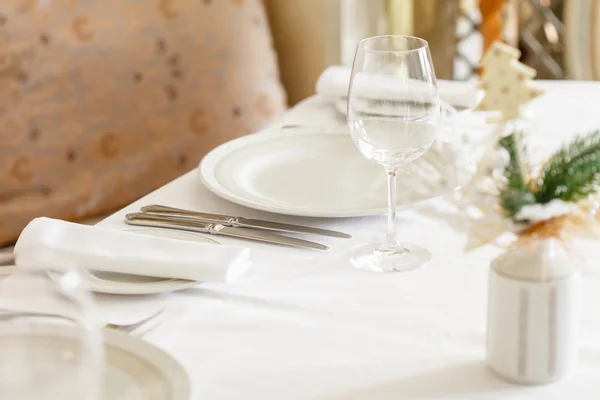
left=0, top=0, right=287, bottom=246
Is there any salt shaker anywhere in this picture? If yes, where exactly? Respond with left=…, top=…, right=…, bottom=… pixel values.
left=487, top=238, right=581, bottom=384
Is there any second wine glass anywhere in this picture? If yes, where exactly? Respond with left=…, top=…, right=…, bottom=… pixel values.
left=347, top=35, right=441, bottom=272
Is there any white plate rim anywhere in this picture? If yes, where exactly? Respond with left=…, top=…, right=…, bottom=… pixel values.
left=199, top=128, right=465, bottom=218
left=78, top=269, right=199, bottom=296
left=0, top=323, right=191, bottom=400
left=51, top=228, right=217, bottom=295
left=103, top=327, right=191, bottom=400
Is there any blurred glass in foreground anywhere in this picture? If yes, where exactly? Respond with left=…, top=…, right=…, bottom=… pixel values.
left=0, top=266, right=103, bottom=400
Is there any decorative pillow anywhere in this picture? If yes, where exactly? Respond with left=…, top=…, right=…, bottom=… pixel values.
left=0, top=0, right=286, bottom=246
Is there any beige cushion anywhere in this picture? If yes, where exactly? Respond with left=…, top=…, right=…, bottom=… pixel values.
left=0, top=0, right=286, bottom=246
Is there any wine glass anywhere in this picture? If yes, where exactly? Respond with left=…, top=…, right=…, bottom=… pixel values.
left=0, top=266, right=103, bottom=400
left=347, top=35, right=441, bottom=272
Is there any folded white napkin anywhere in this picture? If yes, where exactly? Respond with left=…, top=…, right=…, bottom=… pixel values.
left=13, top=218, right=251, bottom=282
left=315, top=65, right=479, bottom=109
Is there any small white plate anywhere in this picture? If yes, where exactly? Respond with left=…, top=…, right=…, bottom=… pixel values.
left=199, top=128, right=471, bottom=218
left=53, top=228, right=218, bottom=295
left=0, top=323, right=190, bottom=400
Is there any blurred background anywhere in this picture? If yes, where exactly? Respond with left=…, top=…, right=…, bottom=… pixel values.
left=270, top=0, right=575, bottom=105
left=0, top=0, right=590, bottom=246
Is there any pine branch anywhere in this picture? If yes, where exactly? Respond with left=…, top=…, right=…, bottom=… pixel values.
left=499, top=188, right=536, bottom=218
left=535, top=130, right=600, bottom=203
left=496, top=130, right=600, bottom=219
left=498, top=132, right=536, bottom=217
left=499, top=133, right=527, bottom=191
left=539, top=152, right=600, bottom=202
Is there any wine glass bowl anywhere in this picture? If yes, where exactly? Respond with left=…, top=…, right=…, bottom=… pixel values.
left=0, top=267, right=103, bottom=400
left=347, top=35, right=441, bottom=272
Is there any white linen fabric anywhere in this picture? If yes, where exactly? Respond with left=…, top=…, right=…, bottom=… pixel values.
left=316, top=65, right=480, bottom=109
left=91, top=82, right=600, bottom=399
left=14, top=218, right=251, bottom=282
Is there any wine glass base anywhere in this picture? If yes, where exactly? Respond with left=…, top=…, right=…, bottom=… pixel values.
left=350, top=242, right=431, bottom=273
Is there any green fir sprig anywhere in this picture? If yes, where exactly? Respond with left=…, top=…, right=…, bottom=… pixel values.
left=498, top=130, right=600, bottom=219
left=498, top=133, right=536, bottom=217
left=535, top=130, right=600, bottom=203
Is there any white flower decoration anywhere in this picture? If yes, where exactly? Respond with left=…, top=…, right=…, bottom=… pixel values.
left=515, top=199, right=577, bottom=223
left=490, top=147, right=510, bottom=170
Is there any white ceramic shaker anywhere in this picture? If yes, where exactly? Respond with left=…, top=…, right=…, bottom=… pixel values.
left=487, top=238, right=581, bottom=384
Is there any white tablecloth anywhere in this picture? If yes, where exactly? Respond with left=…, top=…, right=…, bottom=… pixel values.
left=98, top=81, right=600, bottom=400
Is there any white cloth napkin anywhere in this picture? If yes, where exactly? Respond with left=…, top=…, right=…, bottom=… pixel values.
left=13, top=217, right=251, bottom=282
left=315, top=65, right=479, bottom=109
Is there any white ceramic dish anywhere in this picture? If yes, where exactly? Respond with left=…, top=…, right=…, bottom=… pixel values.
left=199, top=128, right=471, bottom=218
left=51, top=228, right=218, bottom=295
left=0, top=323, right=190, bottom=400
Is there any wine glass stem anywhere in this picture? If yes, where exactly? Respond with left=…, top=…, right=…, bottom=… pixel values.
left=385, top=167, right=406, bottom=251
left=385, top=167, right=409, bottom=253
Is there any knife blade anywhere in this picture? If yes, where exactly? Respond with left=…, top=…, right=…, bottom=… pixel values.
left=125, top=213, right=328, bottom=250
left=140, top=205, right=351, bottom=239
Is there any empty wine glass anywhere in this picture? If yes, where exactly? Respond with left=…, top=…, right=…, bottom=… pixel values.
left=347, top=35, right=441, bottom=272
left=0, top=266, right=103, bottom=400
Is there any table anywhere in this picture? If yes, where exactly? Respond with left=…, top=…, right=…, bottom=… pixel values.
left=99, top=82, right=600, bottom=399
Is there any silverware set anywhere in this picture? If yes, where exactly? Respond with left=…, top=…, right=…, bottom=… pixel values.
left=125, top=205, right=351, bottom=250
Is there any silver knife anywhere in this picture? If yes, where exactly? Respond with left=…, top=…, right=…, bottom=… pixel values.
left=139, top=205, right=351, bottom=239
left=125, top=213, right=328, bottom=250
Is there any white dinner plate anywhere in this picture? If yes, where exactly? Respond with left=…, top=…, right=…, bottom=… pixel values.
left=0, top=323, right=190, bottom=400
left=51, top=228, right=218, bottom=295
left=199, top=128, right=472, bottom=218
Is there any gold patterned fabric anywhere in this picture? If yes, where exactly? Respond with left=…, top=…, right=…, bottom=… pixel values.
left=0, top=0, right=286, bottom=246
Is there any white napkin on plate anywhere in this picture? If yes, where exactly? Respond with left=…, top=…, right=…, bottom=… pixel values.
left=315, top=65, right=479, bottom=109
left=13, top=217, right=251, bottom=282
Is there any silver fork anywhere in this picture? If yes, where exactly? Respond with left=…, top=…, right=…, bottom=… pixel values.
left=0, top=308, right=164, bottom=335
left=105, top=309, right=164, bottom=334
